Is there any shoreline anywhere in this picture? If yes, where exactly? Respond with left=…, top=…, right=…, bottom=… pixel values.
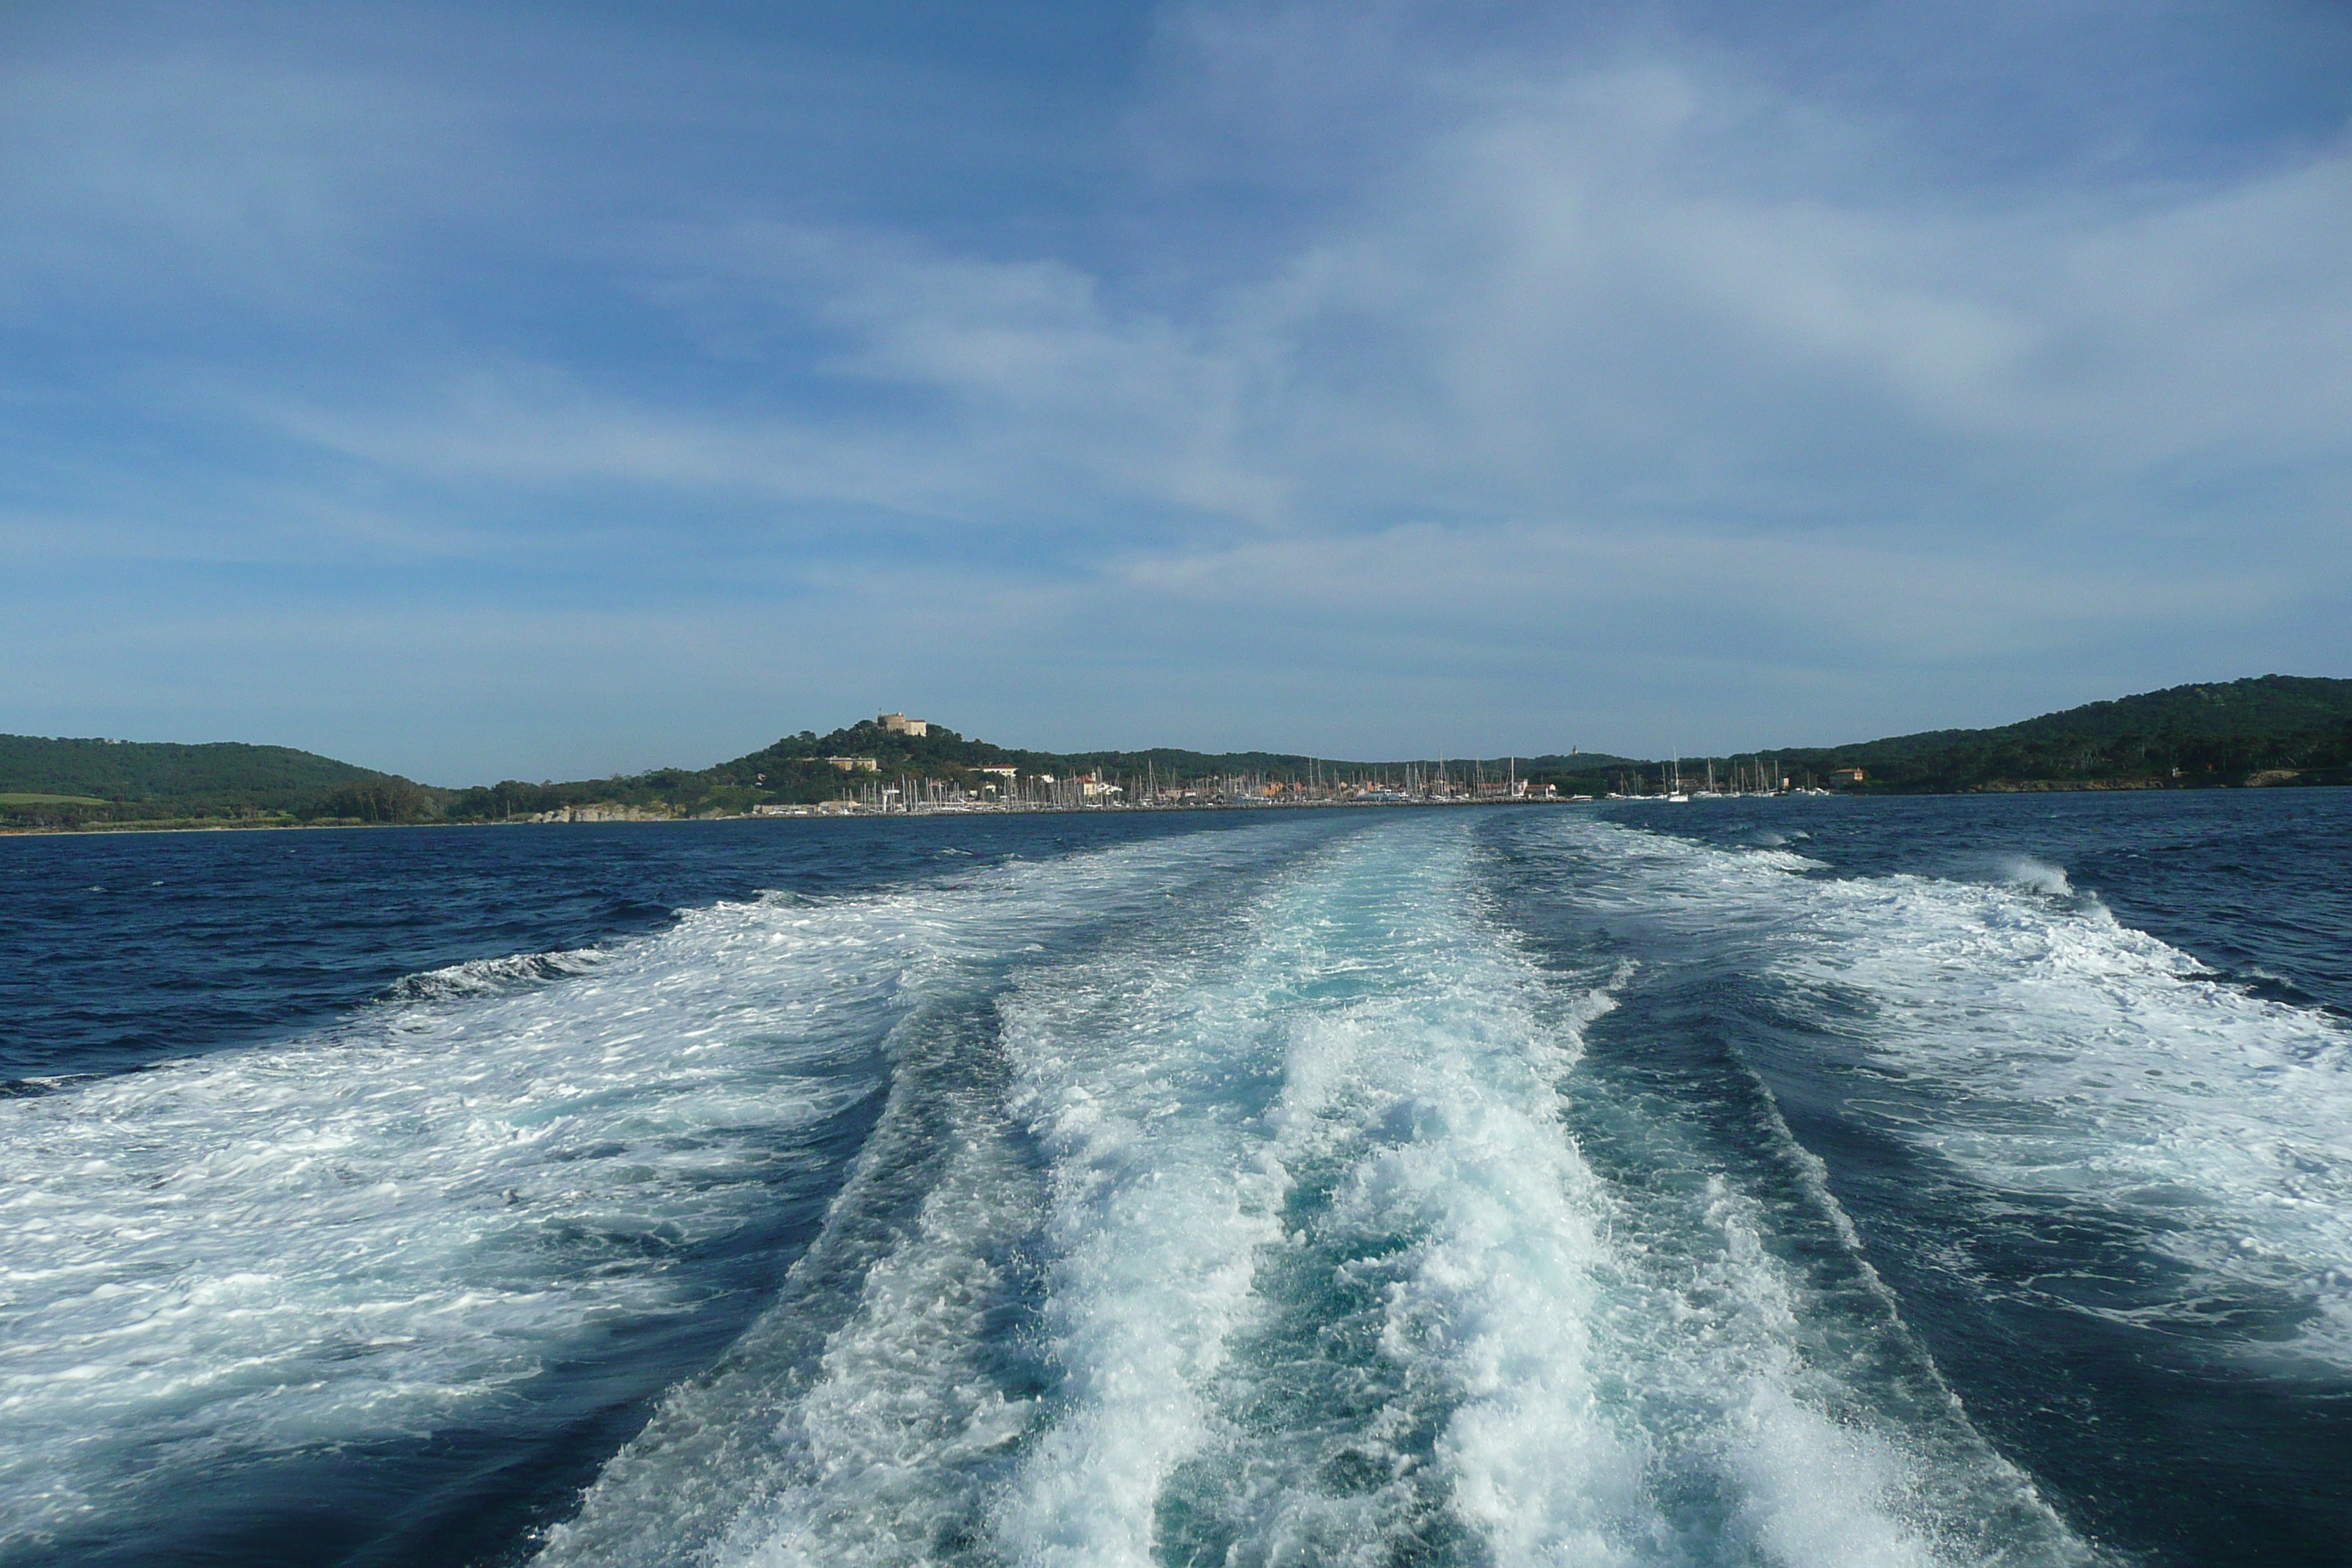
left=5, top=776, right=2344, bottom=839
left=0, top=796, right=1580, bottom=839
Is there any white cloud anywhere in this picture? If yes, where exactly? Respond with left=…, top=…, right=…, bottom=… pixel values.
left=3, top=2, right=2346, bottom=765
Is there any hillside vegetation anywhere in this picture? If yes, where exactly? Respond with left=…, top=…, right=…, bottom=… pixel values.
left=0, top=735, right=385, bottom=803
left=4, top=676, right=2348, bottom=829
left=0, top=720, right=1480, bottom=829
left=695, top=722, right=1626, bottom=806
left=1779, top=675, right=2352, bottom=792
left=0, top=736, right=402, bottom=828
left=1515, top=676, right=2352, bottom=796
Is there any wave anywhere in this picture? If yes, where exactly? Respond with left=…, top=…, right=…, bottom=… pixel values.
left=542, top=817, right=2090, bottom=1567
left=536, top=828, right=1339, bottom=1568
left=0, top=823, right=1333, bottom=1560
left=8, top=810, right=2171, bottom=1564
left=377, top=947, right=606, bottom=1001
left=1986, top=855, right=2073, bottom=897
left=1534, top=816, right=2352, bottom=1369
left=1947, top=853, right=2073, bottom=898
left=1787, top=869, right=2352, bottom=1360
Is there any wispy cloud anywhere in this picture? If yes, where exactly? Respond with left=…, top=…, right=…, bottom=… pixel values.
left=1, top=1, right=2346, bottom=769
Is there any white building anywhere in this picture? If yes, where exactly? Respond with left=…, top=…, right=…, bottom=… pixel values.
left=823, top=755, right=880, bottom=772
left=878, top=712, right=929, bottom=737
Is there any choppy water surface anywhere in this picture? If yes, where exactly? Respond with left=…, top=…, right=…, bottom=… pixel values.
left=2, top=793, right=2346, bottom=1567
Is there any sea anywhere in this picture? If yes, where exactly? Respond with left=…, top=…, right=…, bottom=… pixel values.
left=2, top=791, right=2348, bottom=1568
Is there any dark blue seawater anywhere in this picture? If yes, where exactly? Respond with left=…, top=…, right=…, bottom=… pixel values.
left=2, top=794, right=2346, bottom=1567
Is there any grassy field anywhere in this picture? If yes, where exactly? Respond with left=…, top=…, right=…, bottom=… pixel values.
left=0, top=792, right=110, bottom=806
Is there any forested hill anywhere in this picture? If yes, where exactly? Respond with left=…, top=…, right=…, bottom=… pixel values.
left=0, top=718, right=1623, bottom=829
left=6, top=674, right=2348, bottom=829
left=1776, top=675, right=2352, bottom=791
left=702, top=720, right=1635, bottom=796
left=1825, top=676, right=2352, bottom=761
left=2041, top=674, right=2352, bottom=736
left=0, top=735, right=401, bottom=823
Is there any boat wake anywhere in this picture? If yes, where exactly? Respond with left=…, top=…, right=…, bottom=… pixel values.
left=539, top=818, right=2090, bottom=1567
left=18, top=805, right=2339, bottom=1564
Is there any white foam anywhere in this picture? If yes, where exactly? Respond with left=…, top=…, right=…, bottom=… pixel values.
left=706, top=1120, right=1047, bottom=1568
left=596, top=820, right=1648, bottom=1568
left=379, top=948, right=605, bottom=1001
left=1986, top=855, right=2073, bottom=897
left=1249, top=829, right=2068, bottom=1567
left=626, top=815, right=2101, bottom=1567
left=1534, top=814, right=2352, bottom=1367
left=0, top=911, right=889, bottom=1551
left=1612, top=1164, right=2082, bottom=1567
left=0, top=825, right=1327, bottom=1556
left=1250, top=852, right=1655, bottom=1567
left=1047, top=821, right=2070, bottom=1563
left=527, top=821, right=1343, bottom=1568
left=1452, top=818, right=2100, bottom=1563
left=977, top=835, right=1408, bottom=1566
left=1791, top=870, right=2352, bottom=1358
left=27, top=810, right=2127, bottom=1564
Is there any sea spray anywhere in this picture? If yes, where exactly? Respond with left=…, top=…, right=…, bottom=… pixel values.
left=0, top=821, right=1338, bottom=1563
left=532, top=821, right=1344, bottom=1567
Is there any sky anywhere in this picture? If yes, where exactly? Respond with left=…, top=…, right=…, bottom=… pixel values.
left=3, top=0, right=2348, bottom=783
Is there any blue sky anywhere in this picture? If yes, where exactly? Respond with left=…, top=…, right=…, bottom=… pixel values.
left=4, top=1, right=2348, bottom=783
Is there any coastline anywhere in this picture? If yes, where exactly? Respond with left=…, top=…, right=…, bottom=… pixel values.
left=7, top=774, right=2345, bottom=838
left=0, top=796, right=1578, bottom=838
